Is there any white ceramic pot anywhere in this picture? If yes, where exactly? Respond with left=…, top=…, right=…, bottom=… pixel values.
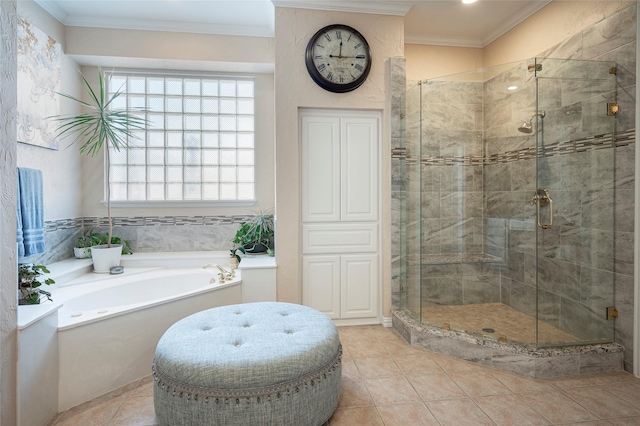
left=91, top=244, right=123, bottom=273
left=73, top=247, right=91, bottom=259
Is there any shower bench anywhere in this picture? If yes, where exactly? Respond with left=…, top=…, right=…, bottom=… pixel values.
left=152, top=302, right=342, bottom=426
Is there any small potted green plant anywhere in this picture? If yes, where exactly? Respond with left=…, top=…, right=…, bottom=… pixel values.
left=18, top=264, right=55, bottom=305
left=232, top=210, right=274, bottom=254
left=74, top=229, right=102, bottom=259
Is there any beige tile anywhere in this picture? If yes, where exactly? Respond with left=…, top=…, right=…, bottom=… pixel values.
left=369, top=326, right=401, bottom=341
left=430, top=353, right=488, bottom=374
left=407, top=374, right=467, bottom=401
left=381, top=339, right=429, bottom=358
left=473, top=394, right=550, bottom=425
left=109, top=395, right=157, bottom=426
left=341, top=344, right=353, bottom=362
left=354, top=356, right=403, bottom=379
left=342, top=359, right=363, bottom=381
left=548, top=371, right=637, bottom=389
left=426, top=398, right=494, bottom=426
left=393, top=354, right=443, bottom=376
left=344, top=340, right=388, bottom=359
left=492, top=371, right=556, bottom=394
left=329, top=407, right=383, bottom=426
left=607, top=418, right=640, bottom=425
left=337, top=377, right=374, bottom=408
left=130, top=375, right=154, bottom=397
left=449, top=371, right=513, bottom=397
left=519, top=390, right=599, bottom=424
left=54, top=395, right=125, bottom=426
left=338, top=326, right=379, bottom=343
left=604, top=382, right=640, bottom=407
left=562, top=386, right=640, bottom=418
left=554, top=420, right=612, bottom=425
left=377, top=402, right=440, bottom=426
left=364, top=376, right=421, bottom=405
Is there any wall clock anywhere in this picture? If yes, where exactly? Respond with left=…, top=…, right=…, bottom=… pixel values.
left=305, top=24, right=372, bottom=93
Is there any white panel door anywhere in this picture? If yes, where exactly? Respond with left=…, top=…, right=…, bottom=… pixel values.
left=301, top=115, right=340, bottom=223
left=341, top=117, right=378, bottom=222
left=302, top=255, right=341, bottom=319
left=341, top=254, right=378, bottom=319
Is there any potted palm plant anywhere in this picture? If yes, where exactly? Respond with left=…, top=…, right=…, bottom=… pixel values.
left=50, top=70, right=147, bottom=272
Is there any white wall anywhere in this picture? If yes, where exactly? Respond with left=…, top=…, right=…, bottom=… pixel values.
left=274, top=7, right=403, bottom=316
left=17, top=0, right=83, bottom=222
left=0, top=0, right=18, bottom=423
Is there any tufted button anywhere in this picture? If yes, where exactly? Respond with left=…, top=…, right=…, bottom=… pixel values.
left=234, top=311, right=242, bottom=315
left=202, top=326, right=212, bottom=331
left=280, top=312, right=288, bottom=316
left=233, top=341, right=242, bottom=347
left=285, top=330, right=293, bottom=335
left=243, top=323, right=251, bottom=328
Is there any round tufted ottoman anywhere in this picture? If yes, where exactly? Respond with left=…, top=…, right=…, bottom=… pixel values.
left=152, top=302, right=342, bottom=426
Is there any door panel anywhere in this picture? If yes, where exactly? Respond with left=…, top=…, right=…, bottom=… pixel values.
left=302, top=255, right=341, bottom=319
left=341, top=254, right=378, bottom=319
left=301, top=115, right=340, bottom=222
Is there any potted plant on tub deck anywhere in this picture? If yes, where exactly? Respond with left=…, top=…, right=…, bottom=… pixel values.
left=232, top=210, right=275, bottom=255
left=50, top=70, right=147, bottom=272
left=18, top=264, right=55, bottom=305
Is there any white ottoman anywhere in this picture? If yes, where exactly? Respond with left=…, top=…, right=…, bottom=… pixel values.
left=152, top=302, right=342, bottom=425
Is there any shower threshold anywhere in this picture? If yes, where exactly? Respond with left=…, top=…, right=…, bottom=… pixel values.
left=392, top=309, right=624, bottom=378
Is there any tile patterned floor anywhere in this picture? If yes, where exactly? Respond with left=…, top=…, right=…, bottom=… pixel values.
left=419, top=302, right=582, bottom=345
left=50, top=325, right=640, bottom=426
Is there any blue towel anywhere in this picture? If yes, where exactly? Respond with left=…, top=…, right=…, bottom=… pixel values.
left=17, top=168, right=45, bottom=257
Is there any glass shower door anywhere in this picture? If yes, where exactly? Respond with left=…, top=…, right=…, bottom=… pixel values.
left=534, top=57, right=617, bottom=346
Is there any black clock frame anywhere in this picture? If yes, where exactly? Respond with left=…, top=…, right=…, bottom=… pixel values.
left=305, top=24, right=372, bottom=93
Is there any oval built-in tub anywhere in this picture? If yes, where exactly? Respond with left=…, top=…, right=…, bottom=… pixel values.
left=53, top=255, right=242, bottom=412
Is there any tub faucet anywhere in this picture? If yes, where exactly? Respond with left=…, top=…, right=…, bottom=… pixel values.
left=203, top=264, right=235, bottom=283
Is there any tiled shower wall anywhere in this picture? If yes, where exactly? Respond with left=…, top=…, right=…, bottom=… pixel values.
left=391, top=5, right=637, bottom=372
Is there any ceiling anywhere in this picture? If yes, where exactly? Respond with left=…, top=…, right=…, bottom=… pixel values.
left=35, top=0, right=551, bottom=48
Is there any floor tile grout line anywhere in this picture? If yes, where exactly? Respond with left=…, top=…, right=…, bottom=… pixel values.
left=107, top=377, right=143, bottom=426
left=554, top=385, right=632, bottom=421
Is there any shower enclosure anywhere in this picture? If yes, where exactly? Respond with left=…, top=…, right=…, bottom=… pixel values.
left=401, top=57, right=618, bottom=348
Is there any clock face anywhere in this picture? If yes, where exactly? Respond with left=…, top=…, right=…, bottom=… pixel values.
left=305, top=24, right=372, bottom=93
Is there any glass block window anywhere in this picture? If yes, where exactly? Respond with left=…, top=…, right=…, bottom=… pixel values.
left=107, top=73, right=255, bottom=202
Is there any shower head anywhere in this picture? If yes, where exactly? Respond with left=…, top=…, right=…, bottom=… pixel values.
left=518, top=120, right=533, bottom=133
left=517, top=110, right=545, bottom=134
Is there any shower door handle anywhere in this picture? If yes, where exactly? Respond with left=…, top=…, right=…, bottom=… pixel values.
left=529, top=188, right=553, bottom=229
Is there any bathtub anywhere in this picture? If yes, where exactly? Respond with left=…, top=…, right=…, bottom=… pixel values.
left=53, top=252, right=242, bottom=411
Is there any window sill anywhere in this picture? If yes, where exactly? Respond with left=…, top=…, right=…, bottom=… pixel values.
left=102, top=200, right=257, bottom=208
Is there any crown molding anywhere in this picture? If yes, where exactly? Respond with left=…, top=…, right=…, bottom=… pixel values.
left=405, top=0, right=551, bottom=48
left=34, top=0, right=68, bottom=23
left=64, top=15, right=274, bottom=38
left=405, top=33, right=483, bottom=49
left=272, top=0, right=413, bottom=17
left=481, top=0, right=551, bottom=47
left=34, top=0, right=275, bottom=38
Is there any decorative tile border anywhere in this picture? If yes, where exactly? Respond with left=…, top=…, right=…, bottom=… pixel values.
left=392, top=129, right=635, bottom=166
left=44, top=215, right=253, bottom=231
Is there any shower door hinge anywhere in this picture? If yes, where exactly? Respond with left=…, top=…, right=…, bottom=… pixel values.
left=607, top=102, right=619, bottom=116
left=606, top=306, right=618, bottom=321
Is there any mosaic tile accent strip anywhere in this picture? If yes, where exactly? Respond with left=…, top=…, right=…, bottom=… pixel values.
left=392, top=129, right=635, bottom=166
left=44, top=215, right=254, bottom=230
